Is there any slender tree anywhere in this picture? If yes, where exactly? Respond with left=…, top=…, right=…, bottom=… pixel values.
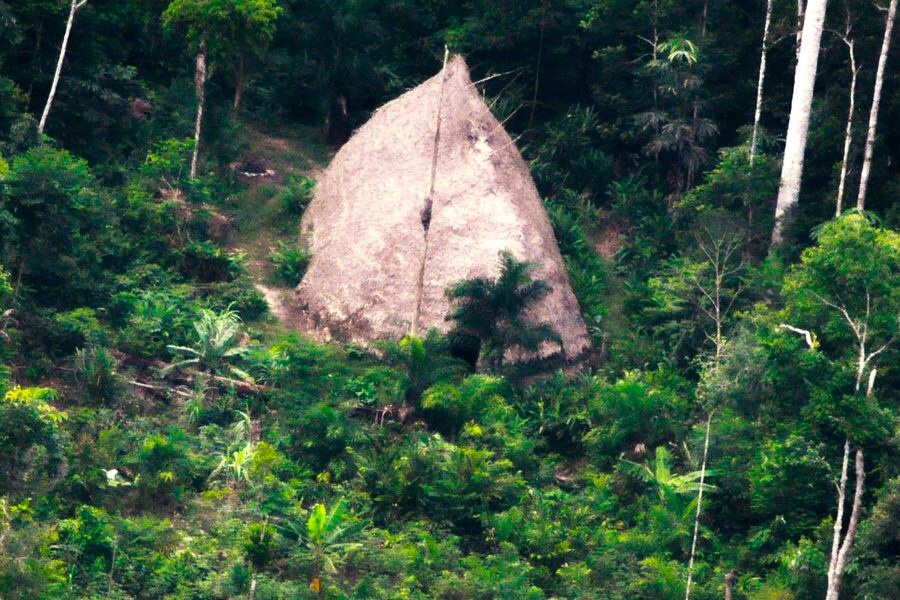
left=227, top=0, right=281, bottom=111
left=750, top=0, right=775, bottom=164
left=189, top=36, right=207, bottom=179
left=164, top=1, right=211, bottom=179
left=771, top=0, right=829, bottom=247
left=833, top=14, right=859, bottom=216
left=826, top=441, right=865, bottom=600
left=855, top=0, right=897, bottom=210
left=37, top=0, right=88, bottom=135
left=780, top=214, right=898, bottom=599
left=163, top=0, right=281, bottom=177
left=684, top=412, right=713, bottom=600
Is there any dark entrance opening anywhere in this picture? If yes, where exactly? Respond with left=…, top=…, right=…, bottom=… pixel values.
left=449, top=335, right=481, bottom=370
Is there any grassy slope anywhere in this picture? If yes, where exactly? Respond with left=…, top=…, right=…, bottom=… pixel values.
left=222, top=121, right=332, bottom=335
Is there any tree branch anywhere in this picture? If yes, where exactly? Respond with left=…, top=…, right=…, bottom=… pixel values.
left=778, top=323, right=816, bottom=349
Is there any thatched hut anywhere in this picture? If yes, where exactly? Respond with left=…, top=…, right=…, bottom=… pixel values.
left=296, top=55, right=591, bottom=362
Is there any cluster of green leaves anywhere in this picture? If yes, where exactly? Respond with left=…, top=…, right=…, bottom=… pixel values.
left=268, top=241, right=311, bottom=286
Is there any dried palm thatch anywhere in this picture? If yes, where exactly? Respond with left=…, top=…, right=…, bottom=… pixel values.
left=296, top=55, right=591, bottom=362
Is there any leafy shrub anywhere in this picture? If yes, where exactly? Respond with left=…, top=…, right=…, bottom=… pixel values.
left=180, top=241, right=244, bottom=282
left=2, top=146, right=115, bottom=307
left=50, top=308, right=108, bottom=355
left=165, top=307, right=253, bottom=382
left=545, top=200, right=609, bottom=340
left=584, top=370, right=690, bottom=463
left=377, top=332, right=468, bottom=403
left=203, top=278, right=268, bottom=321
left=343, top=366, right=404, bottom=407
left=431, top=542, right=544, bottom=599
left=421, top=375, right=509, bottom=434
left=140, top=138, right=195, bottom=192
left=521, top=372, right=594, bottom=453
left=269, top=242, right=311, bottom=286
left=247, top=334, right=337, bottom=388
left=526, top=104, right=613, bottom=197
left=488, top=484, right=617, bottom=588
left=127, top=430, right=202, bottom=507
left=0, top=386, right=65, bottom=491
left=55, top=506, right=116, bottom=588
left=424, top=435, right=524, bottom=527
left=116, top=287, right=198, bottom=357
left=243, top=522, right=276, bottom=570
left=286, top=401, right=365, bottom=476
left=279, top=174, right=316, bottom=216
left=74, top=346, right=123, bottom=404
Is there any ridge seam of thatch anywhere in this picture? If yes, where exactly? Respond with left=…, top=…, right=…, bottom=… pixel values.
left=412, top=48, right=450, bottom=335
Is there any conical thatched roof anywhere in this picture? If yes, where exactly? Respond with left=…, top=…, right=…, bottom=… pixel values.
left=296, top=55, right=591, bottom=362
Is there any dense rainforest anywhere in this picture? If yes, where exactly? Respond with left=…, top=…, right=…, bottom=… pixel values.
left=0, top=0, right=898, bottom=598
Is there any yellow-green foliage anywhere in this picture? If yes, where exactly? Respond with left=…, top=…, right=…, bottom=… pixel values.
left=3, top=386, right=66, bottom=426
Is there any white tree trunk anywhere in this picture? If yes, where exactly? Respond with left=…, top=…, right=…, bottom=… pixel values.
left=771, top=0, right=829, bottom=248
left=855, top=0, right=897, bottom=211
left=825, top=368, right=874, bottom=600
left=684, top=413, right=713, bottom=600
left=38, top=0, right=87, bottom=135
left=750, top=0, right=774, bottom=164
left=825, top=448, right=865, bottom=600
left=836, top=34, right=858, bottom=216
left=190, top=38, right=208, bottom=180
left=826, top=440, right=850, bottom=588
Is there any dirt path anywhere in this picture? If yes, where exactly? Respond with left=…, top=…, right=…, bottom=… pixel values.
left=253, top=281, right=294, bottom=323
left=224, top=121, right=331, bottom=330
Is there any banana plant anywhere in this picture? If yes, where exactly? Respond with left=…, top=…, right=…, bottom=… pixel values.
left=618, top=446, right=716, bottom=506
left=277, top=500, right=362, bottom=596
left=306, top=500, right=362, bottom=595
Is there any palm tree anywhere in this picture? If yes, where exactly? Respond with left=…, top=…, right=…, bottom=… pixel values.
left=445, top=251, right=562, bottom=371
left=636, top=35, right=718, bottom=193
left=164, top=307, right=253, bottom=382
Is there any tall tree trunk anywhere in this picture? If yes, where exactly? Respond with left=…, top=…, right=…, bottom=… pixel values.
left=825, top=448, right=865, bottom=600
left=827, top=440, right=850, bottom=587
left=750, top=0, right=775, bottom=164
left=724, top=572, right=736, bottom=600
left=249, top=574, right=258, bottom=600
left=233, top=54, right=246, bottom=111
left=796, top=0, right=806, bottom=61
left=825, top=368, right=873, bottom=600
left=190, top=37, right=208, bottom=180
left=855, top=0, right=897, bottom=211
left=835, top=30, right=858, bottom=216
left=770, top=0, right=828, bottom=248
left=38, top=0, right=87, bottom=135
left=684, top=412, right=714, bottom=600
